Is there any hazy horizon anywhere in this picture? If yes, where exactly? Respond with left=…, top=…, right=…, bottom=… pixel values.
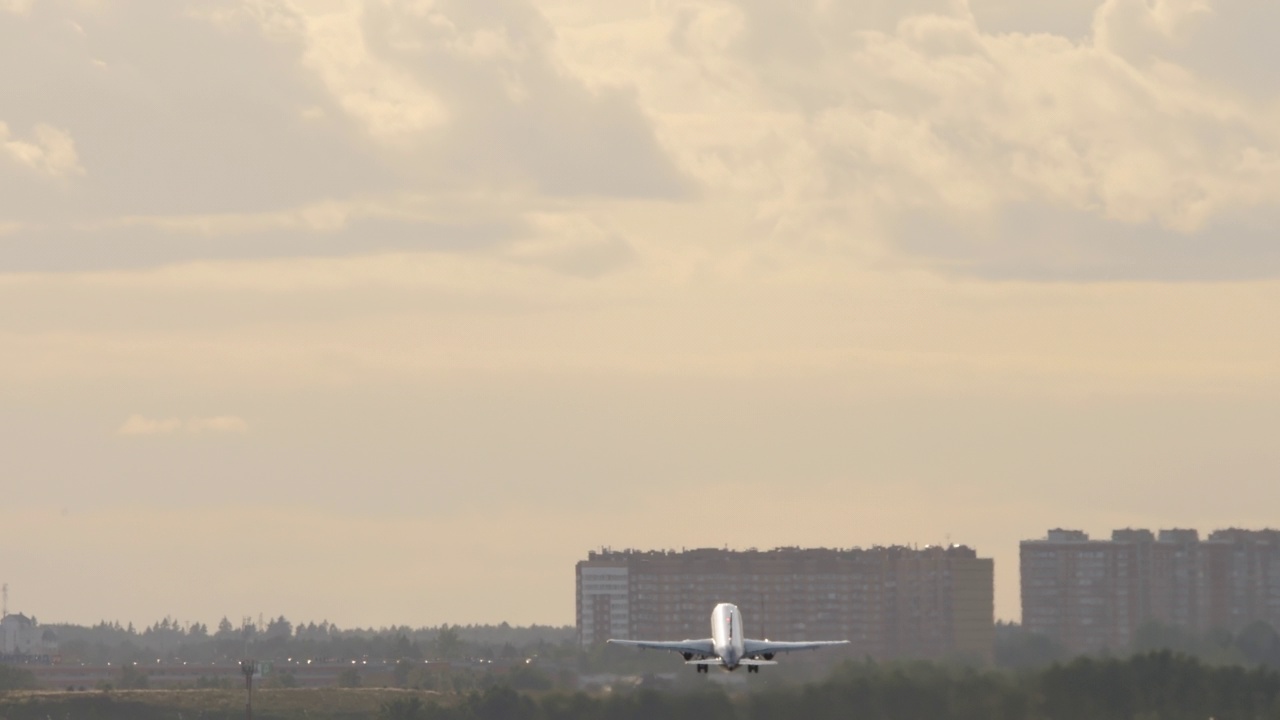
left=3, top=0, right=1278, bottom=630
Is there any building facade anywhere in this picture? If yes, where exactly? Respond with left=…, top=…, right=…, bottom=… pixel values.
left=1, top=613, right=58, bottom=660
left=576, top=546, right=994, bottom=662
left=1021, top=528, right=1280, bottom=654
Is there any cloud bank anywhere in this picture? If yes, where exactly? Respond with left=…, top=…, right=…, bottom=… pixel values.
left=0, top=0, right=1273, bottom=278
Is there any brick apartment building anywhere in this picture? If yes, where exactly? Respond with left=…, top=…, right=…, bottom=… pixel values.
left=1022, top=528, right=1280, bottom=654
left=576, top=545, right=994, bottom=662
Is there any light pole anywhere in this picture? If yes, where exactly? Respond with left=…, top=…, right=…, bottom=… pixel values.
left=240, top=659, right=257, bottom=720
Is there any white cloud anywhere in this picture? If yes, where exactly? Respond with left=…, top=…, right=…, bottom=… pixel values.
left=300, top=5, right=450, bottom=142
left=0, top=122, right=86, bottom=178
left=202, top=0, right=449, bottom=143
left=117, top=415, right=183, bottom=436
left=541, top=0, right=1280, bottom=277
left=2, top=0, right=1278, bottom=281
left=1, top=0, right=33, bottom=16
left=206, top=0, right=685, bottom=196
left=1095, top=0, right=1213, bottom=49
left=117, top=414, right=249, bottom=436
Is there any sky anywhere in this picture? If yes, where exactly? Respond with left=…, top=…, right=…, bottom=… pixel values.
left=1, top=0, right=1278, bottom=631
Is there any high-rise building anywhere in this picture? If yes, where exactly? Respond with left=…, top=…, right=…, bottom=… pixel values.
left=1202, top=529, right=1280, bottom=632
left=1022, top=528, right=1280, bottom=654
left=576, top=545, right=994, bottom=662
left=1020, top=529, right=1126, bottom=653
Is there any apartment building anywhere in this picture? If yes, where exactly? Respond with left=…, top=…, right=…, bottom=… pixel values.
left=576, top=545, right=994, bottom=662
left=1022, top=528, right=1280, bottom=654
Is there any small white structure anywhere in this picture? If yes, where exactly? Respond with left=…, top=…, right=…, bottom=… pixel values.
left=1, top=613, right=57, bottom=657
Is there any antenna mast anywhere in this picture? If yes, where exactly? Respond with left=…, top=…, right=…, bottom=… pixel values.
left=2, top=583, right=8, bottom=617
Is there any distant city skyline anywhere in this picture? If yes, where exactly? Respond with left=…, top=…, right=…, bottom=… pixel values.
left=8, top=526, right=1280, bottom=631
left=3, top=0, right=1278, bottom=631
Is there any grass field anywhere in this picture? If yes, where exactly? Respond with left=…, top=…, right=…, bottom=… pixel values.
left=0, top=687, right=450, bottom=720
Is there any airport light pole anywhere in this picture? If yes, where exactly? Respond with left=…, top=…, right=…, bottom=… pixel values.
left=240, top=659, right=257, bottom=720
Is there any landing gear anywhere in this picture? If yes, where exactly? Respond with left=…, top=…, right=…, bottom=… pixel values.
left=695, top=664, right=708, bottom=674
left=748, top=665, right=759, bottom=674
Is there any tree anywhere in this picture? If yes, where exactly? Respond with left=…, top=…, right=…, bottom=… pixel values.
left=119, top=664, right=149, bottom=689
left=1235, top=621, right=1280, bottom=666
left=504, top=664, right=553, bottom=691
left=434, top=626, right=462, bottom=660
left=463, top=685, right=537, bottom=720
left=337, top=667, right=362, bottom=688
left=394, top=633, right=420, bottom=659
left=266, top=616, right=293, bottom=639
left=993, top=621, right=1066, bottom=669
left=394, top=659, right=414, bottom=688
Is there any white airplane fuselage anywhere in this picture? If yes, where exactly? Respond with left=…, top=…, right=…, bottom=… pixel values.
left=710, top=602, right=746, bottom=669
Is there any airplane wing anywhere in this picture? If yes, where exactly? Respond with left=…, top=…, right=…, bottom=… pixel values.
left=607, top=638, right=717, bottom=657
left=743, top=639, right=850, bottom=656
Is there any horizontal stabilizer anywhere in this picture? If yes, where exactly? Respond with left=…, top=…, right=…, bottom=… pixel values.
left=682, top=658, right=778, bottom=666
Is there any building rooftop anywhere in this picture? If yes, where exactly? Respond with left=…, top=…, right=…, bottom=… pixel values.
left=584, top=544, right=981, bottom=562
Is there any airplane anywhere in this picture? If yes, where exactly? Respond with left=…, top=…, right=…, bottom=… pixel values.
left=607, top=602, right=849, bottom=673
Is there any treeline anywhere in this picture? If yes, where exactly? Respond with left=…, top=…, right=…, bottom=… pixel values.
left=48, top=618, right=576, bottom=666
left=995, top=619, right=1280, bottom=671
left=7, top=653, right=1280, bottom=719
left=384, top=652, right=1280, bottom=720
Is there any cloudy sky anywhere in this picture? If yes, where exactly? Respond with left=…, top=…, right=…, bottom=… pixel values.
left=2, top=0, right=1278, bottom=630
